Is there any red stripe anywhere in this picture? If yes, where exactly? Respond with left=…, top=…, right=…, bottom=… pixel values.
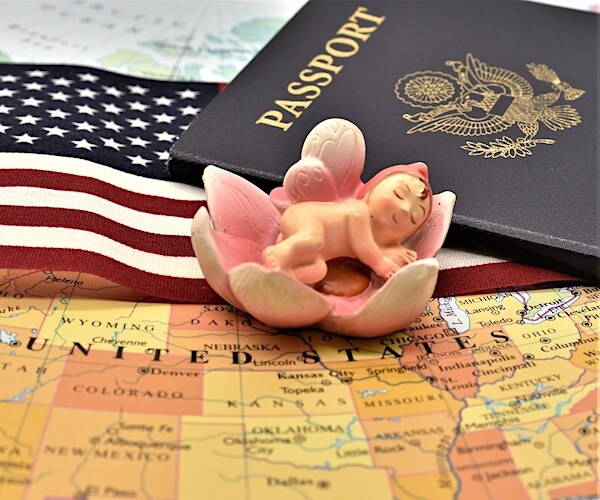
left=0, top=169, right=205, bottom=217
left=0, top=247, right=223, bottom=304
left=433, top=261, right=583, bottom=298
left=1, top=206, right=194, bottom=256
left=0, top=246, right=585, bottom=305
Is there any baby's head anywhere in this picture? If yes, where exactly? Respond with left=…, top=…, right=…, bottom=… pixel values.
left=358, top=162, right=433, bottom=240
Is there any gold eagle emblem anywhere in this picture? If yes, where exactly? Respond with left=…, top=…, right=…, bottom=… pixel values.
left=394, top=54, right=585, bottom=158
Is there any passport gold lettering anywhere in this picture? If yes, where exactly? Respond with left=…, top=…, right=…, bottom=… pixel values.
left=349, top=6, right=387, bottom=25
left=325, top=37, right=360, bottom=58
left=309, top=54, right=343, bottom=74
left=287, top=82, right=321, bottom=99
left=274, top=99, right=312, bottom=118
left=337, top=21, right=379, bottom=42
left=298, top=68, right=334, bottom=86
left=256, top=6, right=385, bottom=131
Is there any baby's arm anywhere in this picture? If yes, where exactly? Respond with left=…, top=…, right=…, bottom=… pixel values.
left=346, top=206, right=398, bottom=278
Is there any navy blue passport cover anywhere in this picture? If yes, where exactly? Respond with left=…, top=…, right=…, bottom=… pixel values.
left=169, top=0, right=599, bottom=282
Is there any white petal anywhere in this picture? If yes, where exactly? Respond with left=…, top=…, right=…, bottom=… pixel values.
left=190, top=207, right=244, bottom=309
left=318, top=258, right=439, bottom=337
left=203, top=165, right=280, bottom=247
left=229, top=263, right=332, bottom=328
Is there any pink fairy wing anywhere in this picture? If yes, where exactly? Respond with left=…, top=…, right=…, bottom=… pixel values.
left=282, top=157, right=338, bottom=204
left=404, top=191, right=456, bottom=259
left=203, top=165, right=281, bottom=247
left=271, top=118, right=366, bottom=209
left=287, top=118, right=366, bottom=201
left=301, top=118, right=366, bottom=199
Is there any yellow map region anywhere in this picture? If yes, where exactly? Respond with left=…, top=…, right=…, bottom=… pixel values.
left=0, top=270, right=598, bottom=499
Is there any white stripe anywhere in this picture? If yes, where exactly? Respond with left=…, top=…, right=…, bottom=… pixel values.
left=0, top=152, right=205, bottom=201
left=1, top=226, right=203, bottom=279
left=437, top=248, right=506, bottom=270
left=1, top=186, right=193, bottom=236
left=1, top=226, right=502, bottom=279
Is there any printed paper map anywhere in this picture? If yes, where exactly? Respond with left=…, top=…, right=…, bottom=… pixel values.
left=1, top=1, right=596, bottom=84
left=0, top=1, right=304, bottom=83
left=0, top=269, right=597, bottom=499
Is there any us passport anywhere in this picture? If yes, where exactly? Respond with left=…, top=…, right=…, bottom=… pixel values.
left=169, top=1, right=599, bottom=282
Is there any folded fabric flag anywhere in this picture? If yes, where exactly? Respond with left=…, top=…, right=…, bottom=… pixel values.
left=0, top=64, right=221, bottom=302
left=0, top=64, right=581, bottom=302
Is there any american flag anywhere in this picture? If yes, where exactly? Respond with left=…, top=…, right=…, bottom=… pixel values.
left=0, top=64, right=223, bottom=302
left=0, top=64, right=580, bottom=302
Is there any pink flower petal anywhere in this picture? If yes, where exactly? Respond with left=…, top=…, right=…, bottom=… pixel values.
left=229, top=263, right=333, bottom=328
left=190, top=207, right=245, bottom=309
left=269, top=186, right=291, bottom=213
left=192, top=205, right=265, bottom=273
left=318, top=258, right=439, bottom=337
left=405, top=192, right=456, bottom=259
left=203, top=165, right=281, bottom=247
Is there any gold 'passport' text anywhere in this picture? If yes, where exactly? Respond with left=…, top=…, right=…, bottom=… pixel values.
left=255, top=6, right=385, bottom=132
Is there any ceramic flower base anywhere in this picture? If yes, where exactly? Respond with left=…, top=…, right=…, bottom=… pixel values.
left=191, top=119, right=455, bottom=337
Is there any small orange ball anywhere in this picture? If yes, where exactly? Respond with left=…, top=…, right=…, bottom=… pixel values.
left=314, top=257, right=372, bottom=297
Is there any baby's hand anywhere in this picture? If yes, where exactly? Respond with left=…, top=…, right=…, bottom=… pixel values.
left=384, top=246, right=418, bottom=266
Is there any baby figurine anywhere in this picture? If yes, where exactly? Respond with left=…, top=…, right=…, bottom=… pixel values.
left=263, top=162, right=433, bottom=284
left=191, top=117, right=455, bottom=335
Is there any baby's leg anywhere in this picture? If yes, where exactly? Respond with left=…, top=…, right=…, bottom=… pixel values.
left=291, top=258, right=327, bottom=284
left=264, top=236, right=327, bottom=283
left=264, top=228, right=324, bottom=269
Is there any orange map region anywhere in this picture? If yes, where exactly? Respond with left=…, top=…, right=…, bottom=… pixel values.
left=0, top=269, right=598, bottom=499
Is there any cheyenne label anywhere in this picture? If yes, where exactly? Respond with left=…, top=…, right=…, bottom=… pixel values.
left=256, top=6, right=385, bottom=132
